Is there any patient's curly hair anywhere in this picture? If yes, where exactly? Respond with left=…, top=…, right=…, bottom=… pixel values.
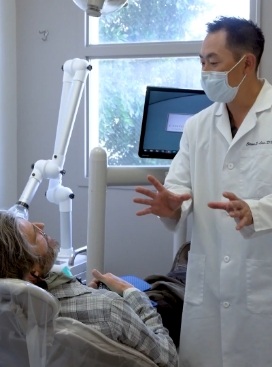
left=0, top=211, right=37, bottom=279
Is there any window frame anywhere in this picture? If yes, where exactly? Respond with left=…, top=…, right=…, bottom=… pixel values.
left=82, top=0, right=260, bottom=180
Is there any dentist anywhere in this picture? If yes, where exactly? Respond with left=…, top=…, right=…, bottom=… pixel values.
left=134, top=16, right=272, bottom=367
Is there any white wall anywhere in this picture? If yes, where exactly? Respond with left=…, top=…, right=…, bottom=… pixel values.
left=0, top=0, right=17, bottom=207
left=14, top=0, right=272, bottom=278
left=15, top=0, right=174, bottom=277
left=259, top=0, right=272, bottom=80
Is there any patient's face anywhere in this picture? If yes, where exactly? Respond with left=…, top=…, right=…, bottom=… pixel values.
left=19, top=219, right=60, bottom=277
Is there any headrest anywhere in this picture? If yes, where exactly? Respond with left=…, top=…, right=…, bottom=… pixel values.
left=0, top=279, right=60, bottom=367
left=0, top=278, right=59, bottom=326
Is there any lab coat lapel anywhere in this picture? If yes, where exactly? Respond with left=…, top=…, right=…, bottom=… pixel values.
left=231, top=111, right=257, bottom=145
left=215, top=103, right=233, bottom=144
left=231, top=81, right=272, bottom=145
left=215, top=81, right=272, bottom=148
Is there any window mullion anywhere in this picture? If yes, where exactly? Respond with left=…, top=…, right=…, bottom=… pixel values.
left=85, top=41, right=202, bottom=59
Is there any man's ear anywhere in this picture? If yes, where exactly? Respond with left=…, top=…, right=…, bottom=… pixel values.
left=244, top=53, right=257, bottom=73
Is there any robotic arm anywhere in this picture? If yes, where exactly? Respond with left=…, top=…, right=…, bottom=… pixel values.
left=10, top=58, right=91, bottom=258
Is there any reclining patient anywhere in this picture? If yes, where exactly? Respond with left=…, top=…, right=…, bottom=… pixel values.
left=0, top=210, right=178, bottom=367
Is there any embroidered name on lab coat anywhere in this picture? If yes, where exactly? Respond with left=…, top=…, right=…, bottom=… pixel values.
left=246, top=140, right=272, bottom=146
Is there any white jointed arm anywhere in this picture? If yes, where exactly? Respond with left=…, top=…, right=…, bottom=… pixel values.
left=10, top=58, right=91, bottom=258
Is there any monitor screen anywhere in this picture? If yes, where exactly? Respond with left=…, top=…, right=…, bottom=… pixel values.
left=138, top=86, right=213, bottom=160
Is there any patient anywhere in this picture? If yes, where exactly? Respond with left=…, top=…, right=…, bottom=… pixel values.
left=0, top=210, right=178, bottom=367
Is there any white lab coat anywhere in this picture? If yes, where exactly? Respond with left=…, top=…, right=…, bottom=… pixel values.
left=164, top=79, right=272, bottom=367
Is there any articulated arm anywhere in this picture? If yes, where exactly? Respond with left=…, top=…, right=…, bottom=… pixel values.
left=10, top=58, right=91, bottom=258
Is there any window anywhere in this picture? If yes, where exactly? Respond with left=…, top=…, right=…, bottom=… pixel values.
left=86, top=0, right=257, bottom=167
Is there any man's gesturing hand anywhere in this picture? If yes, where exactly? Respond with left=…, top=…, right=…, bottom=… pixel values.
left=134, top=175, right=191, bottom=219
left=208, top=192, right=253, bottom=230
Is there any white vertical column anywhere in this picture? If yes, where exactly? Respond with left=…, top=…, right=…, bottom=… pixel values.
left=86, top=147, right=107, bottom=282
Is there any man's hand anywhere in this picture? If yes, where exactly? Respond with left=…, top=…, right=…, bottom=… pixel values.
left=89, top=269, right=134, bottom=296
left=133, top=175, right=191, bottom=219
left=208, top=192, right=253, bottom=230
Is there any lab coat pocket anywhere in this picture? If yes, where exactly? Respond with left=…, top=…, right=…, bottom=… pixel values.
left=246, top=259, right=272, bottom=314
left=240, top=147, right=272, bottom=198
left=184, top=253, right=205, bottom=305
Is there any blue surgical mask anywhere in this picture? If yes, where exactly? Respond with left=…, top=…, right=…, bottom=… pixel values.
left=201, top=55, right=247, bottom=103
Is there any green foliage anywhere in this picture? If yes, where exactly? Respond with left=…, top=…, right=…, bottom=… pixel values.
left=99, top=0, right=207, bottom=43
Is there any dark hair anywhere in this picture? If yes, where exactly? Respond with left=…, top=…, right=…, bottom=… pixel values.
left=0, top=211, right=38, bottom=279
left=206, top=16, right=265, bottom=68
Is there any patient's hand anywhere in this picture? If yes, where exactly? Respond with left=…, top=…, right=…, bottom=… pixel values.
left=89, top=269, right=134, bottom=296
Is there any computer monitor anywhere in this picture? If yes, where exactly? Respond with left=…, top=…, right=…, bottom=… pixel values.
left=138, top=86, right=213, bottom=160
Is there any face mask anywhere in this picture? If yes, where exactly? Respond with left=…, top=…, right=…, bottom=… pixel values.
left=201, top=55, right=247, bottom=103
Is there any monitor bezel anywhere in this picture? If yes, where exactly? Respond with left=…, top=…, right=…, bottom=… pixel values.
left=138, top=86, right=208, bottom=160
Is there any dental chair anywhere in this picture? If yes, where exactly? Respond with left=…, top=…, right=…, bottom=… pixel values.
left=0, top=279, right=158, bottom=367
